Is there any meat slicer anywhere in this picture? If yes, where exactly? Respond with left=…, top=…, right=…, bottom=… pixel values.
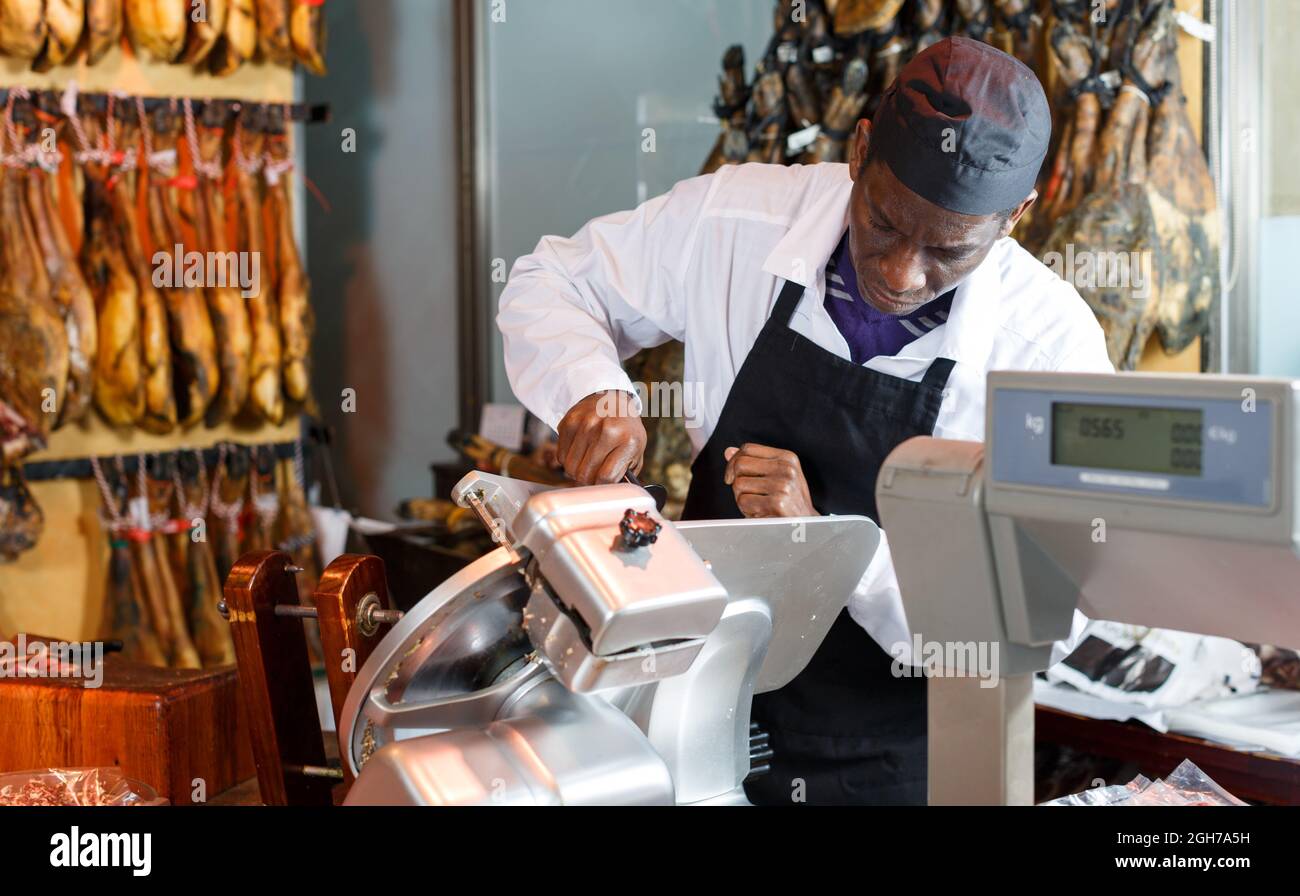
left=225, top=471, right=879, bottom=806
left=338, top=474, right=877, bottom=805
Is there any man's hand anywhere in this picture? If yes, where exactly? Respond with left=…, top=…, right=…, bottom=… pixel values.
left=724, top=444, right=817, bottom=518
left=556, top=390, right=646, bottom=485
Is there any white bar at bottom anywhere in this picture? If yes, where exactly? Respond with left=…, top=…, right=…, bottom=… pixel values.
left=1079, top=471, right=1171, bottom=491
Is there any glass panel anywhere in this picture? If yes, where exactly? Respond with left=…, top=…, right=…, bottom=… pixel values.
left=1259, top=0, right=1300, bottom=375
left=481, top=0, right=774, bottom=401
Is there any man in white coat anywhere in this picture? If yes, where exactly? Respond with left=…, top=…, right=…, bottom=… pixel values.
left=498, top=37, right=1111, bottom=805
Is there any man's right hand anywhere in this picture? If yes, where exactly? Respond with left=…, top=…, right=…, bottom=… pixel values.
left=555, top=390, right=646, bottom=485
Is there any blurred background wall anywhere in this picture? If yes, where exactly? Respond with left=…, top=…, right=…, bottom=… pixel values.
left=305, top=0, right=461, bottom=519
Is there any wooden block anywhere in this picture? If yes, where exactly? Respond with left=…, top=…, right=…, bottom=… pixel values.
left=0, top=650, right=255, bottom=805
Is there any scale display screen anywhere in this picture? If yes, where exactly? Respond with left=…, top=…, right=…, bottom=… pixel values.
left=1052, top=402, right=1204, bottom=476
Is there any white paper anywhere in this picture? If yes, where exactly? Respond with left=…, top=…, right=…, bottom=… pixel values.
left=310, top=505, right=353, bottom=569
left=479, top=403, right=527, bottom=451
left=787, top=124, right=822, bottom=154
left=1175, top=10, right=1215, bottom=42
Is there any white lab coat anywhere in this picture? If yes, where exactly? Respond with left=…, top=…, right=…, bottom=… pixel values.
left=498, top=161, right=1113, bottom=664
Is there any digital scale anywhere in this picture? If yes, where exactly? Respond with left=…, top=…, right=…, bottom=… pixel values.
left=878, top=371, right=1300, bottom=804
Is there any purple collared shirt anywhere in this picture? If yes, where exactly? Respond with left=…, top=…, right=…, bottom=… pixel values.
left=823, top=234, right=956, bottom=365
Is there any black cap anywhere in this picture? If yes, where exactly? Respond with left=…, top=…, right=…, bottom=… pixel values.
left=870, top=37, right=1051, bottom=216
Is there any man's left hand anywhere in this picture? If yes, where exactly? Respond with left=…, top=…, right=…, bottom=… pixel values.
left=723, top=443, right=817, bottom=518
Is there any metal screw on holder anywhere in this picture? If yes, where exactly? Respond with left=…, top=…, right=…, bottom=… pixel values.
left=619, top=509, right=661, bottom=549
left=357, top=592, right=404, bottom=637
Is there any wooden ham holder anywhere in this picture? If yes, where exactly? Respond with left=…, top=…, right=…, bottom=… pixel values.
left=222, top=551, right=402, bottom=805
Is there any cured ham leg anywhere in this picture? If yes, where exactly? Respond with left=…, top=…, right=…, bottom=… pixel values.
left=103, top=529, right=168, bottom=665
left=830, top=0, right=906, bottom=35
left=1043, top=17, right=1102, bottom=222
left=266, top=116, right=313, bottom=405
left=34, top=0, right=84, bottom=71
left=211, top=0, right=255, bottom=76
left=805, top=58, right=869, bottom=164
left=745, top=70, right=788, bottom=164
left=275, top=453, right=323, bottom=663
left=700, top=46, right=749, bottom=175
left=143, top=459, right=201, bottom=669
left=92, top=462, right=167, bottom=665
left=0, top=0, right=47, bottom=60
left=0, top=124, right=68, bottom=454
left=86, top=0, right=124, bottom=65
left=192, top=102, right=252, bottom=425
left=183, top=0, right=228, bottom=65
left=0, top=468, right=43, bottom=560
left=175, top=452, right=235, bottom=667
left=1145, top=23, right=1219, bottom=355
left=234, top=118, right=284, bottom=424
left=1039, top=0, right=1172, bottom=370
left=992, top=0, right=1040, bottom=65
left=83, top=177, right=145, bottom=428
left=913, top=0, right=948, bottom=53
left=105, top=110, right=175, bottom=433
left=290, top=0, right=327, bottom=76
left=124, top=0, right=187, bottom=62
left=23, top=111, right=96, bottom=426
left=256, top=0, right=293, bottom=66
left=209, top=446, right=248, bottom=583
left=954, top=0, right=994, bottom=44
left=143, top=104, right=219, bottom=427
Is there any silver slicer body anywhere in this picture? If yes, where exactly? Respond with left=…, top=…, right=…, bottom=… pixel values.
left=339, top=472, right=879, bottom=805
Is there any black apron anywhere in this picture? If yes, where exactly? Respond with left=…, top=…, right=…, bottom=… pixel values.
left=681, top=278, right=956, bottom=806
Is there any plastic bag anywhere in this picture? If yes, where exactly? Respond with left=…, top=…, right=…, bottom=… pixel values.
left=0, top=768, right=167, bottom=806
left=1048, top=621, right=1259, bottom=708
left=1120, top=760, right=1247, bottom=807
left=1040, top=760, right=1246, bottom=807
left=1041, top=775, right=1152, bottom=806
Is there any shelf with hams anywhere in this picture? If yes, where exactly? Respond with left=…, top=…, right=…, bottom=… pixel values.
left=0, top=0, right=326, bottom=78
left=0, top=86, right=326, bottom=615
left=2, top=90, right=317, bottom=464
